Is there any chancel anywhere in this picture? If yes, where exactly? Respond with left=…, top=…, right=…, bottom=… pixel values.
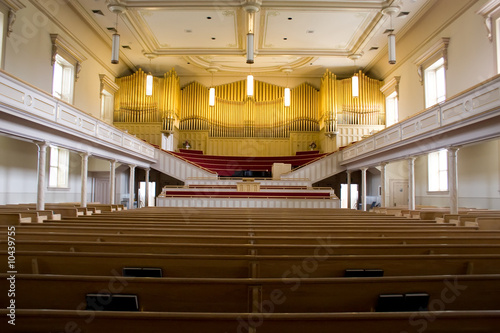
left=0, top=0, right=500, bottom=332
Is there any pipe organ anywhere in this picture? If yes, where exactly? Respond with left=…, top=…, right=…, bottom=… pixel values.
left=114, top=68, right=385, bottom=152
left=180, top=80, right=319, bottom=138
left=115, top=68, right=180, bottom=134
left=320, top=69, right=385, bottom=136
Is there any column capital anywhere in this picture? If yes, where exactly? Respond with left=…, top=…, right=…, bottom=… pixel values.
left=129, top=164, right=137, bottom=169
left=346, top=169, right=352, bottom=174
left=144, top=167, right=151, bottom=172
left=447, top=146, right=460, bottom=153
left=380, top=162, right=388, bottom=167
left=79, top=151, right=91, bottom=158
left=406, top=156, right=417, bottom=162
left=360, top=167, right=368, bottom=171
left=34, top=140, right=49, bottom=149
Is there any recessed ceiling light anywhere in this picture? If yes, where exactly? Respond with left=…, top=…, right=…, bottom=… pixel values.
left=107, top=27, right=117, bottom=33
left=211, top=37, right=216, bottom=40
left=306, top=30, right=314, bottom=34
left=288, top=17, right=292, bottom=20
left=283, top=37, right=287, bottom=40
left=185, top=29, right=192, bottom=33
left=369, top=46, right=379, bottom=51
left=398, top=11, right=410, bottom=17
left=121, top=45, right=131, bottom=49
left=207, top=16, right=212, bottom=19
left=92, top=9, right=104, bottom=16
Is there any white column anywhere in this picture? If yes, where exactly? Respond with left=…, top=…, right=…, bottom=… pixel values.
left=361, top=167, right=367, bottom=211
left=109, top=160, right=116, bottom=205
left=346, top=170, right=352, bottom=209
left=144, top=168, right=150, bottom=207
left=35, top=142, right=48, bottom=211
left=408, top=157, right=416, bottom=211
left=80, top=152, right=89, bottom=207
left=129, top=164, right=136, bottom=209
left=448, top=147, right=459, bottom=214
left=380, top=162, right=387, bottom=208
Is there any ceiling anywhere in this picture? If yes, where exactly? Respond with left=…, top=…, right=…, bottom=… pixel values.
left=72, top=0, right=431, bottom=79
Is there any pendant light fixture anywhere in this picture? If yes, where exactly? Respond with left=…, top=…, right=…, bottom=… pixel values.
left=282, top=68, right=292, bottom=107
left=243, top=0, right=261, bottom=64
left=247, top=66, right=254, bottom=97
left=107, top=5, right=125, bottom=65
left=382, top=6, right=400, bottom=65
left=349, top=54, right=361, bottom=98
left=207, top=67, right=217, bottom=106
left=145, top=54, right=156, bottom=96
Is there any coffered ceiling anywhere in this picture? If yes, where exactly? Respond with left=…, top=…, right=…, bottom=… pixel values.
left=71, top=0, right=431, bottom=78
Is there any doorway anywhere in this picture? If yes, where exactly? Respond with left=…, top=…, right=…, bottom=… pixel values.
left=390, top=180, right=408, bottom=207
left=139, top=181, right=156, bottom=207
left=340, top=184, right=359, bottom=209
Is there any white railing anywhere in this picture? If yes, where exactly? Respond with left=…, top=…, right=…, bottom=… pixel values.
left=0, top=70, right=155, bottom=160
left=342, top=74, right=500, bottom=163
left=152, top=149, right=218, bottom=182
left=281, top=151, right=345, bottom=183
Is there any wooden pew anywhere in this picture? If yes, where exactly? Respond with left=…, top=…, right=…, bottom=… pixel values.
left=0, top=213, right=25, bottom=224
left=12, top=231, right=500, bottom=245
left=4, top=251, right=500, bottom=277
left=1, top=309, right=499, bottom=333
left=6, top=239, right=500, bottom=256
left=10, top=225, right=477, bottom=239
left=1, top=273, right=499, bottom=312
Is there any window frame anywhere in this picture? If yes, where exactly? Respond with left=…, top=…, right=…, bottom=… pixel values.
left=427, top=149, right=449, bottom=193
left=52, top=54, right=75, bottom=103
left=414, top=37, right=450, bottom=107
left=48, top=146, right=70, bottom=189
left=380, top=76, right=400, bottom=128
left=424, top=57, right=446, bottom=108
left=50, top=34, right=86, bottom=105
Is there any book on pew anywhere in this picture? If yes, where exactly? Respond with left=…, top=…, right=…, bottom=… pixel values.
left=123, top=267, right=163, bottom=278
left=403, top=293, right=430, bottom=311
left=376, top=293, right=430, bottom=312
left=376, top=294, right=405, bottom=312
left=86, top=294, right=139, bottom=311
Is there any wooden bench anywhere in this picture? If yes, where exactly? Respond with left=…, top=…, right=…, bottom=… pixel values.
left=0, top=213, right=25, bottom=224
left=12, top=231, right=500, bottom=245
left=1, top=309, right=499, bottom=333
left=1, top=273, right=499, bottom=312
left=6, top=239, right=500, bottom=256
left=3, top=251, right=500, bottom=277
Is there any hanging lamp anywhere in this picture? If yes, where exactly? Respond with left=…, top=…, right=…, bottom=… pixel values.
left=349, top=54, right=362, bottom=98
left=282, top=68, right=292, bottom=107
left=382, top=6, right=400, bottom=65
left=108, top=5, right=125, bottom=64
left=207, top=67, right=217, bottom=106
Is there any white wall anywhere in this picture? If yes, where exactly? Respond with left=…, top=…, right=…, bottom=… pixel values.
left=369, top=0, right=500, bottom=210
left=0, top=136, right=85, bottom=205
left=415, top=139, right=500, bottom=209
left=4, top=0, right=129, bottom=119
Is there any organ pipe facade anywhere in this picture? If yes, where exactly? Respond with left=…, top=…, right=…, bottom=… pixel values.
left=114, top=68, right=385, bottom=148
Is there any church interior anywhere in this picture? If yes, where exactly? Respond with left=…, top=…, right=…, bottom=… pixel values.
left=1, top=0, right=500, bottom=331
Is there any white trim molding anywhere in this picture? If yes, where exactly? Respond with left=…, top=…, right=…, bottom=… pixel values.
left=414, top=37, right=450, bottom=85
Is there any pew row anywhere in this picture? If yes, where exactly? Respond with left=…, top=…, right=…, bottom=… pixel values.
left=3, top=251, right=500, bottom=277
left=5, top=239, right=500, bottom=256
left=1, top=309, right=499, bottom=333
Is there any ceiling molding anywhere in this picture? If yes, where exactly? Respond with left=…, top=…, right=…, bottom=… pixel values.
left=185, top=55, right=316, bottom=73
left=29, top=0, right=136, bottom=77
left=65, top=0, right=137, bottom=74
